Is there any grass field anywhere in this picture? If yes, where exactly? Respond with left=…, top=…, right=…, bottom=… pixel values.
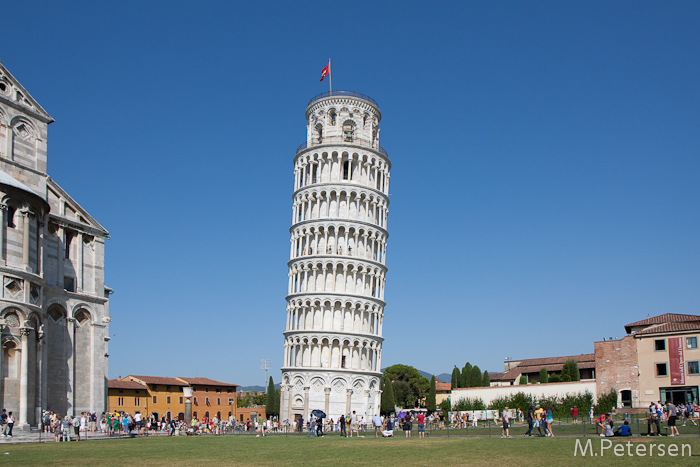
left=2, top=434, right=700, bottom=466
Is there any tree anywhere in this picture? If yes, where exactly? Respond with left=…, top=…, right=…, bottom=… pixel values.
left=519, top=375, right=528, bottom=385
left=451, top=366, right=460, bottom=389
left=440, top=398, right=451, bottom=416
left=266, top=377, right=277, bottom=417
left=539, top=368, right=548, bottom=384
left=384, top=364, right=430, bottom=408
left=380, top=374, right=395, bottom=415
left=549, top=374, right=561, bottom=383
left=482, top=370, right=491, bottom=387
left=427, top=375, right=437, bottom=412
left=461, top=363, right=472, bottom=388
left=563, top=359, right=580, bottom=381
left=470, top=365, right=482, bottom=388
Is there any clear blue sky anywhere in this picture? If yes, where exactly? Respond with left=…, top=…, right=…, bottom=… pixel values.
left=3, top=1, right=698, bottom=386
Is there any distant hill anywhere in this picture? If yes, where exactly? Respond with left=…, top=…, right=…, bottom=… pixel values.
left=239, top=384, right=280, bottom=392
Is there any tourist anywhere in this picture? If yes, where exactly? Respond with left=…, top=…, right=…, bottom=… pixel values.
left=534, top=405, right=544, bottom=436
left=6, top=412, right=14, bottom=437
left=349, top=411, right=358, bottom=438
left=604, top=420, right=614, bottom=437
left=73, top=414, right=81, bottom=441
left=403, top=412, right=412, bottom=438
left=307, top=413, right=316, bottom=437
left=80, top=412, right=87, bottom=436
left=0, top=409, right=7, bottom=437
left=666, top=401, right=680, bottom=437
left=373, top=414, right=383, bottom=438
left=595, top=413, right=609, bottom=434
left=615, top=420, right=632, bottom=436
left=339, top=412, right=346, bottom=437
left=589, top=406, right=594, bottom=424
left=571, top=406, right=578, bottom=423
left=647, top=402, right=660, bottom=436
left=43, top=411, right=51, bottom=433
left=501, top=407, right=511, bottom=438
left=524, top=406, right=534, bottom=437
left=472, top=412, right=478, bottom=427
left=545, top=406, right=554, bottom=437
left=298, top=416, right=304, bottom=433
left=316, top=416, right=324, bottom=437
left=417, top=412, right=425, bottom=438
left=53, top=416, right=62, bottom=442
left=62, top=414, right=72, bottom=441
left=382, top=417, right=394, bottom=437
left=683, top=403, right=697, bottom=426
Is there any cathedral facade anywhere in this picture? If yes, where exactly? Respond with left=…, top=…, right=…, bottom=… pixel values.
left=280, top=91, right=390, bottom=423
left=0, top=63, right=110, bottom=428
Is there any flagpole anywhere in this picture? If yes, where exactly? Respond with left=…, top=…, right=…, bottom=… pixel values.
left=329, top=58, right=332, bottom=93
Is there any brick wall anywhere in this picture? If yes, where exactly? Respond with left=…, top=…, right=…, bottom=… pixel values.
left=594, top=336, right=639, bottom=407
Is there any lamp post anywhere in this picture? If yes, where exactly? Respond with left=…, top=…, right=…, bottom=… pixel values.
left=183, top=387, right=193, bottom=426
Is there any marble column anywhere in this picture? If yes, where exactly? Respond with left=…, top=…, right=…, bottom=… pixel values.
left=345, top=388, right=353, bottom=415
left=324, top=387, right=331, bottom=416
left=303, top=386, right=310, bottom=420
left=19, top=325, right=33, bottom=427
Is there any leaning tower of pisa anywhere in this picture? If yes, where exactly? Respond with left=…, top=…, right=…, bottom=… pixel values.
left=279, top=91, right=390, bottom=424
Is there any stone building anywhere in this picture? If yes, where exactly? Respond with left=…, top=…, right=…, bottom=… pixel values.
left=0, top=62, right=110, bottom=428
left=279, top=91, right=391, bottom=423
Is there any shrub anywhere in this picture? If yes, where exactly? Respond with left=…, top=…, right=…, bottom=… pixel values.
left=549, top=374, right=561, bottom=383
left=453, top=396, right=486, bottom=411
left=519, top=375, right=528, bottom=385
left=539, top=368, right=548, bottom=384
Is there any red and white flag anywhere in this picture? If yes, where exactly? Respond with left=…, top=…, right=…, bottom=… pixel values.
left=320, top=62, right=330, bottom=82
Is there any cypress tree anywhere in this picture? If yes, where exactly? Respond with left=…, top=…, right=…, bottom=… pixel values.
left=470, top=365, right=482, bottom=387
left=539, top=368, right=548, bottom=384
left=451, top=366, right=460, bottom=389
left=461, top=363, right=472, bottom=388
left=427, top=375, right=437, bottom=412
left=380, top=374, right=395, bottom=415
left=482, top=370, right=491, bottom=387
left=266, top=377, right=276, bottom=417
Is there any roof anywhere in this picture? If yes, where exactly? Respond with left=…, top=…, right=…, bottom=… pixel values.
left=108, top=379, right=146, bottom=390
left=631, top=322, right=700, bottom=336
left=177, top=377, right=239, bottom=387
left=436, top=382, right=451, bottom=392
left=0, top=169, right=43, bottom=198
left=493, top=354, right=595, bottom=382
left=127, top=375, right=188, bottom=386
left=625, top=314, right=700, bottom=334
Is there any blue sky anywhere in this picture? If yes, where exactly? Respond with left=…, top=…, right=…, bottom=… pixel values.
left=2, top=1, right=698, bottom=386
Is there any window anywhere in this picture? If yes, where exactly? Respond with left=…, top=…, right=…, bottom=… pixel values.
left=228, top=398, right=234, bottom=404
left=192, top=387, right=197, bottom=392
left=118, top=389, right=124, bottom=394
left=343, top=161, right=349, bottom=180
left=167, top=396, right=171, bottom=404
left=179, top=397, right=183, bottom=404
left=152, top=396, right=157, bottom=403
left=153, top=385, right=158, bottom=391
left=655, top=339, right=666, bottom=351
left=166, top=385, right=171, bottom=391
left=227, top=388, right=233, bottom=394
left=135, top=397, right=140, bottom=405
left=689, top=361, right=700, bottom=375
left=63, top=277, right=75, bottom=292
left=687, top=337, right=698, bottom=349
left=656, top=363, right=668, bottom=377
left=216, top=388, right=221, bottom=394
left=118, top=397, right=124, bottom=406
left=64, top=231, right=74, bottom=259
left=6, top=206, right=15, bottom=228
left=206, top=397, right=210, bottom=405
left=205, top=387, right=209, bottom=393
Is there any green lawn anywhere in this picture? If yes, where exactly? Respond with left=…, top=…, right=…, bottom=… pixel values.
left=3, top=435, right=700, bottom=466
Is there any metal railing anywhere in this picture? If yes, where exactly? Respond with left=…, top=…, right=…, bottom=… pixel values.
left=308, top=91, right=378, bottom=108
left=296, top=136, right=388, bottom=157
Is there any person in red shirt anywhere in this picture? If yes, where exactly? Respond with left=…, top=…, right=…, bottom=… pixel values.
left=417, top=413, right=426, bottom=438
left=571, top=406, right=579, bottom=423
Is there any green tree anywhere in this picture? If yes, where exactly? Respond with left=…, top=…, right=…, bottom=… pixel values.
left=519, top=375, right=528, bottom=385
left=482, top=370, right=491, bottom=387
left=451, top=366, right=460, bottom=389
left=252, top=392, right=267, bottom=406
left=384, top=364, right=430, bottom=408
left=549, top=374, right=561, bottom=383
left=266, top=377, right=277, bottom=417
left=238, top=396, right=251, bottom=408
left=539, top=368, right=548, bottom=384
left=380, top=374, right=395, bottom=415
left=560, top=364, right=570, bottom=382
left=461, top=363, right=472, bottom=388
left=595, top=389, right=618, bottom=415
left=563, top=359, right=580, bottom=381
left=470, top=365, right=482, bottom=388
left=427, top=375, right=437, bottom=412
left=440, top=398, right=451, bottom=416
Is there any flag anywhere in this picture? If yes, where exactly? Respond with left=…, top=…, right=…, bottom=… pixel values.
left=320, top=62, right=330, bottom=82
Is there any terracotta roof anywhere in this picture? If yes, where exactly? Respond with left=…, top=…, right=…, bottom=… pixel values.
left=436, top=382, right=451, bottom=392
left=108, top=379, right=146, bottom=390
left=492, top=355, right=595, bottom=382
left=632, top=322, right=700, bottom=336
left=625, top=314, right=700, bottom=333
left=177, top=377, right=239, bottom=387
left=127, top=375, right=188, bottom=386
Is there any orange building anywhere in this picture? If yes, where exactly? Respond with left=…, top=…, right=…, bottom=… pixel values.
left=106, top=375, right=240, bottom=422
left=177, top=377, right=239, bottom=421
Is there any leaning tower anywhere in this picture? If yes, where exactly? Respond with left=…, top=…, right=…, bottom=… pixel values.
left=279, top=91, right=390, bottom=424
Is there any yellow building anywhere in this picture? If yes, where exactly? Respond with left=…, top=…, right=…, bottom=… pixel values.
left=107, top=379, right=149, bottom=415
left=177, top=377, right=239, bottom=421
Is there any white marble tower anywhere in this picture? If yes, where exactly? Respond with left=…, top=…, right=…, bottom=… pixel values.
left=279, top=91, right=391, bottom=424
